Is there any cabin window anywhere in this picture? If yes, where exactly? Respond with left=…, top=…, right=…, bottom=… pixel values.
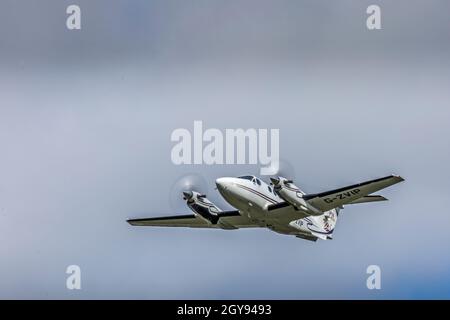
left=238, top=175, right=254, bottom=181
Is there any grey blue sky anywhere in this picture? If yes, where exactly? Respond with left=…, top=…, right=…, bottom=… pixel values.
left=0, top=1, right=450, bottom=299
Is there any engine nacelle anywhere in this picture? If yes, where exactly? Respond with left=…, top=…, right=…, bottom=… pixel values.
left=270, top=177, right=323, bottom=216
left=183, top=191, right=221, bottom=224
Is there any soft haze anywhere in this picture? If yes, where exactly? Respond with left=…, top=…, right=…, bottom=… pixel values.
left=1, top=1, right=450, bottom=299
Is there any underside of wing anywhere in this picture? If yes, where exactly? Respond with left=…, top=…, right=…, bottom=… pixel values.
left=127, top=210, right=260, bottom=229
left=266, top=201, right=309, bottom=223
left=303, top=174, right=404, bottom=212
left=127, top=214, right=212, bottom=228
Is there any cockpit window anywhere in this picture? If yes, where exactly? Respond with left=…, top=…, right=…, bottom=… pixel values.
left=238, top=175, right=254, bottom=181
left=256, top=178, right=262, bottom=186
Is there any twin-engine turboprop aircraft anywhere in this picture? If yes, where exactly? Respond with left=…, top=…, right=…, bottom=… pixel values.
left=127, top=174, right=404, bottom=241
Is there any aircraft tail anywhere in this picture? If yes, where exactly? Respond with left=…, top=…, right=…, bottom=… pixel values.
left=312, top=208, right=340, bottom=240
left=290, top=208, right=340, bottom=240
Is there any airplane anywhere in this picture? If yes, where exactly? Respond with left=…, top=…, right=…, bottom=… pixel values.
left=127, top=174, right=404, bottom=241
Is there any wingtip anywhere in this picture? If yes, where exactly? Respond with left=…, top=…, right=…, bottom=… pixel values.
left=392, top=174, right=405, bottom=182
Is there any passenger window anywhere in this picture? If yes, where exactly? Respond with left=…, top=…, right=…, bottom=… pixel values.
left=238, top=175, right=254, bottom=181
left=268, top=186, right=272, bottom=193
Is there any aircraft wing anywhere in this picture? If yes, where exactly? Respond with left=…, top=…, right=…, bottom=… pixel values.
left=127, top=210, right=259, bottom=229
left=302, top=174, right=404, bottom=212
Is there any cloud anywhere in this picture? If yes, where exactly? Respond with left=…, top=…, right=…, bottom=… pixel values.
left=0, top=1, right=449, bottom=299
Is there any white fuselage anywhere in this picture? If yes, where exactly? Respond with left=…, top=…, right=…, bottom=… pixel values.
left=215, top=176, right=337, bottom=238
left=216, top=177, right=280, bottom=211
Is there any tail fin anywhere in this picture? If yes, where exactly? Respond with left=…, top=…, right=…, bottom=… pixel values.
left=311, top=208, right=340, bottom=240
left=290, top=208, right=340, bottom=240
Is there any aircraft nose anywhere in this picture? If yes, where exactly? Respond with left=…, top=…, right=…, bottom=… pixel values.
left=215, top=177, right=233, bottom=191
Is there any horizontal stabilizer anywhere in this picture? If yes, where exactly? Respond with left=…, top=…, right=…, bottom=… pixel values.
left=295, top=234, right=318, bottom=242
left=310, top=232, right=329, bottom=240
left=348, top=195, right=387, bottom=204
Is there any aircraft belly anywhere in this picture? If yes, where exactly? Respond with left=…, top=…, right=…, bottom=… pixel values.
left=221, top=186, right=267, bottom=217
left=267, top=206, right=309, bottom=223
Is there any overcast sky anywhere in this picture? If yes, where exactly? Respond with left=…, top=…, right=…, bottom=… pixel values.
left=1, top=1, right=450, bottom=299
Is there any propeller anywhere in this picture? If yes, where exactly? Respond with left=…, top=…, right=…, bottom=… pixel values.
left=267, top=158, right=296, bottom=185
left=169, top=173, right=208, bottom=211
left=182, top=191, right=193, bottom=200
left=270, top=177, right=280, bottom=186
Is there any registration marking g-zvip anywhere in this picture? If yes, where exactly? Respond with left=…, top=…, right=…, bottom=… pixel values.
left=324, top=189, right=360, bottom=203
